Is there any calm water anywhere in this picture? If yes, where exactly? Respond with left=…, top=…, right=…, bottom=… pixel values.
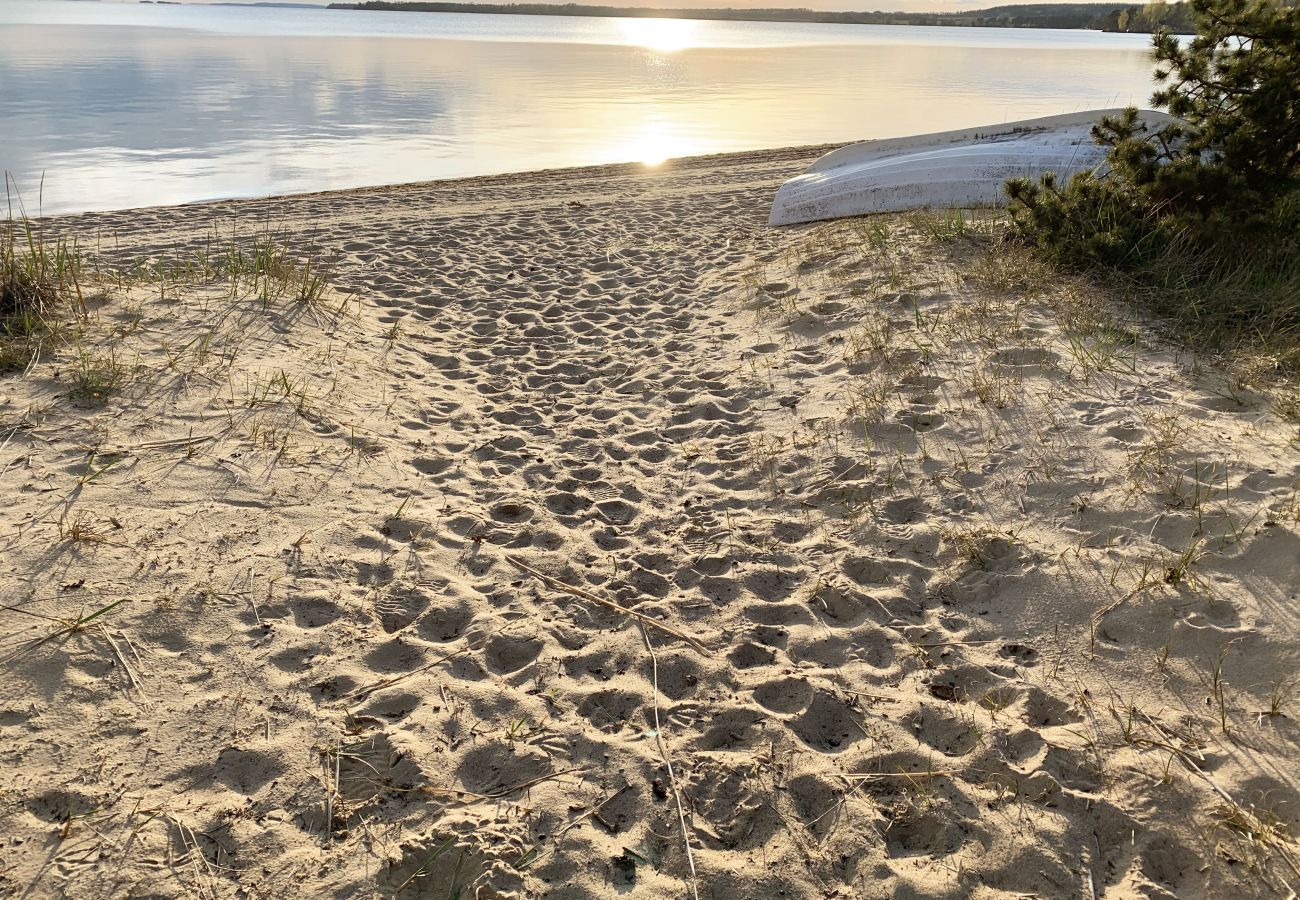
left=0, top=0, right=1157, bottom=214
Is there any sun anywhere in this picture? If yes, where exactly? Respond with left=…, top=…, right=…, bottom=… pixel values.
left=616, top=17, right=700, bottom=54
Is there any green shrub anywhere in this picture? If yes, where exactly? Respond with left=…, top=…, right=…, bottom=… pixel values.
left=1005, top=0, right=1300, bottom=351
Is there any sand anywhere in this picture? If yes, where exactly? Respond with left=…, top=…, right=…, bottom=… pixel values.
left=2, top=147, right=1299, bottom=899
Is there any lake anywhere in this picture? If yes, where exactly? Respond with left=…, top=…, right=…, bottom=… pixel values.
left=0, top=0, right=1158, bottom=214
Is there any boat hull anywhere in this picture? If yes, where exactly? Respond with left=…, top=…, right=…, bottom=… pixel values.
left=769, top=109, right=1176, bottom=226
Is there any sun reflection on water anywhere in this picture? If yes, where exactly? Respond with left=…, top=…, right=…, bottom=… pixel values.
left=615, top=119, right=699, bottom=166
left=615, top=17, right=700, bottom=53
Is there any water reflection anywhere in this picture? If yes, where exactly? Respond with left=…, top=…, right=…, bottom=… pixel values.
left=616, top=18, right=702, bottom=53
left=615, top=119, right=699, bottom=166
left=0, top=4, right=1157, bottom=214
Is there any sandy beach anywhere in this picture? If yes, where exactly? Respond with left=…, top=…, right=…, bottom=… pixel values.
left=2, top=146, right=1299, bottom=899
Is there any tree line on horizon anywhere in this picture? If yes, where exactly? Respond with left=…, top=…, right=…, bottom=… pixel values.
left=327, top=0, right=1201, bottom=32
left=1092, top=1, right=1194, bottom=30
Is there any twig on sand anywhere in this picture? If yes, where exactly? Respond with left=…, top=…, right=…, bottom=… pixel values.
left=323, top=739, right=340, bottom=844
left=338, top=629, right=498, bottom=704
left=164, top=812, right=223, bottom=900
left=641, top=623, right=700, bottom=900
left=507, top=556, right=708, bottom=655
left=840, top=687, right=903, bottom=703
left=515, top=783, right=632, bottom=869
left=914, top=639, right=1005, bottom=648
left=100, top=433, right=223, bottom=455
left=339, top=618, right=533, bottom=704
left=100, top=626, right=147, bottom=700
left=483, top=766, right=586, bottom=800
left=844, top=770, right=963, bottom=780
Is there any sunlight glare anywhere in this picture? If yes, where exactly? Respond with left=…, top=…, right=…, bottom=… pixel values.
left=630, top=120, right=694, bottom=166
left=616, top=17, right=700, bottom=53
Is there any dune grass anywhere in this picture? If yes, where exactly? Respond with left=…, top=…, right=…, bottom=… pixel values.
left=1109, top=236, right=1300, bottom=371
left=3, top=179, right=342, bottom=413
left=905, top=207, right=1300, bottom=415
left=127, top=234, right=337, bottom=308
left=1, top=197, right=86, bottom=372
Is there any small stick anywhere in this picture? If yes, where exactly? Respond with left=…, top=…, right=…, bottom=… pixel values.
left=558, top=785, right=631, bottom=838
left=483, top=766, right=586, bottom=800
left=841, top=688, right=901, bottom=702
left=641, top=624, right=699, bottom=900
left=339, top=640, right=479, bottom=703
left=515, top=784, right=632, bottom=869
left=809, top=460, right=865, bottom=492
left=99, top=626, right=146, bottom=699
left=337, top=620, right=516, bottom=704
left=100, top=433, right=222, bottom=454
left=323, top=743, right=338, bottom=843
left=508, top=556, right=707, bottom=655
left=0, top=427, right=18, bottom=463
left=844, top=770, right=963, bottom=779
left=165, top=814, right=221, bottom=899
left=913, top=639, right=1005, bottom=648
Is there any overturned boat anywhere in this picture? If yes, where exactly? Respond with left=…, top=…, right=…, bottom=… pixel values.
left=769, top=109, right=1176, bottom=226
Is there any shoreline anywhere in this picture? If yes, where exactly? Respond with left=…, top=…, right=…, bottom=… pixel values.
left=34, top=142, right=840, bottom=226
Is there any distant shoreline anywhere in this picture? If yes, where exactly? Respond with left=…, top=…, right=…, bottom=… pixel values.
left=324, top=1, right=1194, bottom=33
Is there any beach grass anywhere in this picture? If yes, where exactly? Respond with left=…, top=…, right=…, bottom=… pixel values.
left=903, top=207, right=1300, bottom=417
left=1, top=197, right=86, bottom=371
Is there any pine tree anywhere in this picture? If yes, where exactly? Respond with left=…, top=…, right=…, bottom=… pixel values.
left=1006, top=0, right=1299, bottom=263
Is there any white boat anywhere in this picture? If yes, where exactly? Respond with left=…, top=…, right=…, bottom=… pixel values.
left=769, top=109, right=1176, bottom=227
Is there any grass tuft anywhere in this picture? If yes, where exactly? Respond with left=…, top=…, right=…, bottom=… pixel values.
left=135, top=233, right=337, bottom=308
left=2, top=183, right=86, bottom=371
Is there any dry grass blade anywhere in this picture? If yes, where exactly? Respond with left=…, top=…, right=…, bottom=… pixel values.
left=163, top=812, right=222, bottom=900
left=100, top=433, right=223, bottom=455
left=482, top=765, right=586, bottom=800
left=1134, top=711, right=1300, bottom=879
left=99, top=626, right=147, bottom=699
left=324, top=740, right=340, bottom=844
left=641, top=623, right=699, bottom=900
left=335, top=620, right=520, bottom=703
left=395, top=835, right=457, bottom=894
left=336, top=639, right=481, bottom=704
left=515, top=784, right=633, bottom=869
left=0, top=598, right=130, bottom=666
left=508, top=556, right=708, bottom=654
left=845, top=770, right=963, bottom=780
